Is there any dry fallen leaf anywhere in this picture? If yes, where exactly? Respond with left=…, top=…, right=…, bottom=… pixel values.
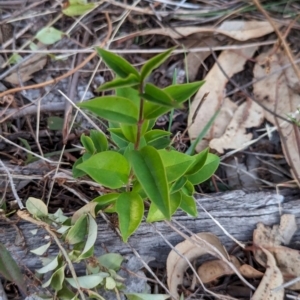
left=188, top=46, right=257, bottom=152
left=209, top=99, right=264, bottom=153
left=253, top=50, right=300, bottom=183
left=253, top=214, right=300, bottom=290
left=251, top=248, right=284, bottom=300
left=116, top=20, right=275, bottom=42
left=4, top=54, right=47, bottom=85
left=197, top=255, right=241, bottom=283
left=239, top=264, right=264, bottom=279
left=166, top=232, right=229, bottom=299
left=0, top=23, right=13, bottom=44
left=253, top=214, right=297, bottom=266
left=182, top=36, right=220, bottom=81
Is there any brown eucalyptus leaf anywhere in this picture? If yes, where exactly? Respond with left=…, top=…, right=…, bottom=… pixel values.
left=166, top=232, right=229, bottom=299
left=188, top=46, right=257, bottom=152
left=209, top=100, right=264, bottom=153
left=183, top=36, right=220, bottom=81
left=272, top=246, right=300, bottom=290
left=253, top=214, right=297, bottom=267
left=253, top=50, right=300, bottom=183
left=251, top=248, right=284, bottom=300
left=239, top=264, right=263, bottom=279
left=4, top=54, right=47, bottom=85
left=197, top=255, right=241, bottom=283
left=116, top=20, right=275, bottom=42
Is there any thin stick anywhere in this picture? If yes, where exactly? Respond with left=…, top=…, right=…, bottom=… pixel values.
left=0, top=159, right=24, bottom=209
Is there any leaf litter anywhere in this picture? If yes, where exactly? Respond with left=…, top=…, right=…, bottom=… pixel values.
left=166, top=214, right=299, bottom=299
left=0, top=2, right=299, bottom=300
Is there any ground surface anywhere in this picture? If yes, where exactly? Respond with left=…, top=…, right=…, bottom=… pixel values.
left=0, top=1, right=300, bottom=299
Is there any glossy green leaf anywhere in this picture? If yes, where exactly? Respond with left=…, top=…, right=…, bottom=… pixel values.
left=140, top=48, right=174, bottom=80
left=129, top=146, right=171, bottom=219
left=98, top=253, right=124, bottom=271
left=76, top=151, right=130, bottom=189
left=81, top=134, right=95, bottom=154
left=90, top=130, right=108, bottom=152
left=158, top=150, right=194, bottom=182
left=66, top=273, right=108, bottom=289
left=78, top=214, right=97, bottom=260
left=185, top=148, right=209, bottom=175
left=186, top=153, right=220, bottom=185
left=116, top=86, right=140, bottom=108
left=132, top=181, right=148, bottom=199
left=78, top=96, right=138, bottom=124
left=108, top=128, right=129, bottom=148
left=82, top=152, right=92, bottom=161
left=63, top=3, right=95, bottom=16
left=116, top=192, right=144, bottom=242
left=141, top=83, right=177, bottom=107
left=93, top=193, right=119, bottom=209
left=72, top=157, right=86, bottom=178
left=164, top=81, right=205, bottom=103
left=144, top=130, right=171, bottom=149
left=144, top=81, right=204, bottom=119
left=96, top=48, right=140, bottom=78
left=181, top=180, right=194, bottom=196
left=120, top=120, right=149, bottom=143
left=146, top=191, right=181, bottom=222
left=26, top=197, right=48, bottom=218
left=0, top=243, right=26, bottom=295
left=126, top=293, right=170, bottom=300
left=35, top=27, right=63, bottom=45
left=123, top=142, right=135, bottom=161
left=65, top=214, right=87, bottom=245
left=170, top=176, right=187, bottom=194
left=143, top=102, right=170, bottom=120
left=147, top=119, right=156, bottom=130
left=179, top=191, right=197, bottom=217
left=97, top=74, right=139, bottom=91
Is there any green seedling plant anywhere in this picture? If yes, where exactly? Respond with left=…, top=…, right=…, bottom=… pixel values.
left=73, top=47, right=220, bottom=243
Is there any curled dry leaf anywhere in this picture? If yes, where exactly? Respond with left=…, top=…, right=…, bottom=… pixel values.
left=197, top=255, right=241, bottom=283
left=253, top=214, right=300, bottom=290
left=253, top=50, right=300, bottom=183
left=188, top=46, right=257, bottom=152
left=4, top=54, right=47, bottom=85
left=116, top=20, right=275, bottom=42
left=166, top=232, right=229, bottom=299
left=239, top=264, right=263, bottom=279
left=251, top=248, right=284, bottom=300
left=253, top=214, right=297, bottom=266
left=209, top=100, right=264, bottom=153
